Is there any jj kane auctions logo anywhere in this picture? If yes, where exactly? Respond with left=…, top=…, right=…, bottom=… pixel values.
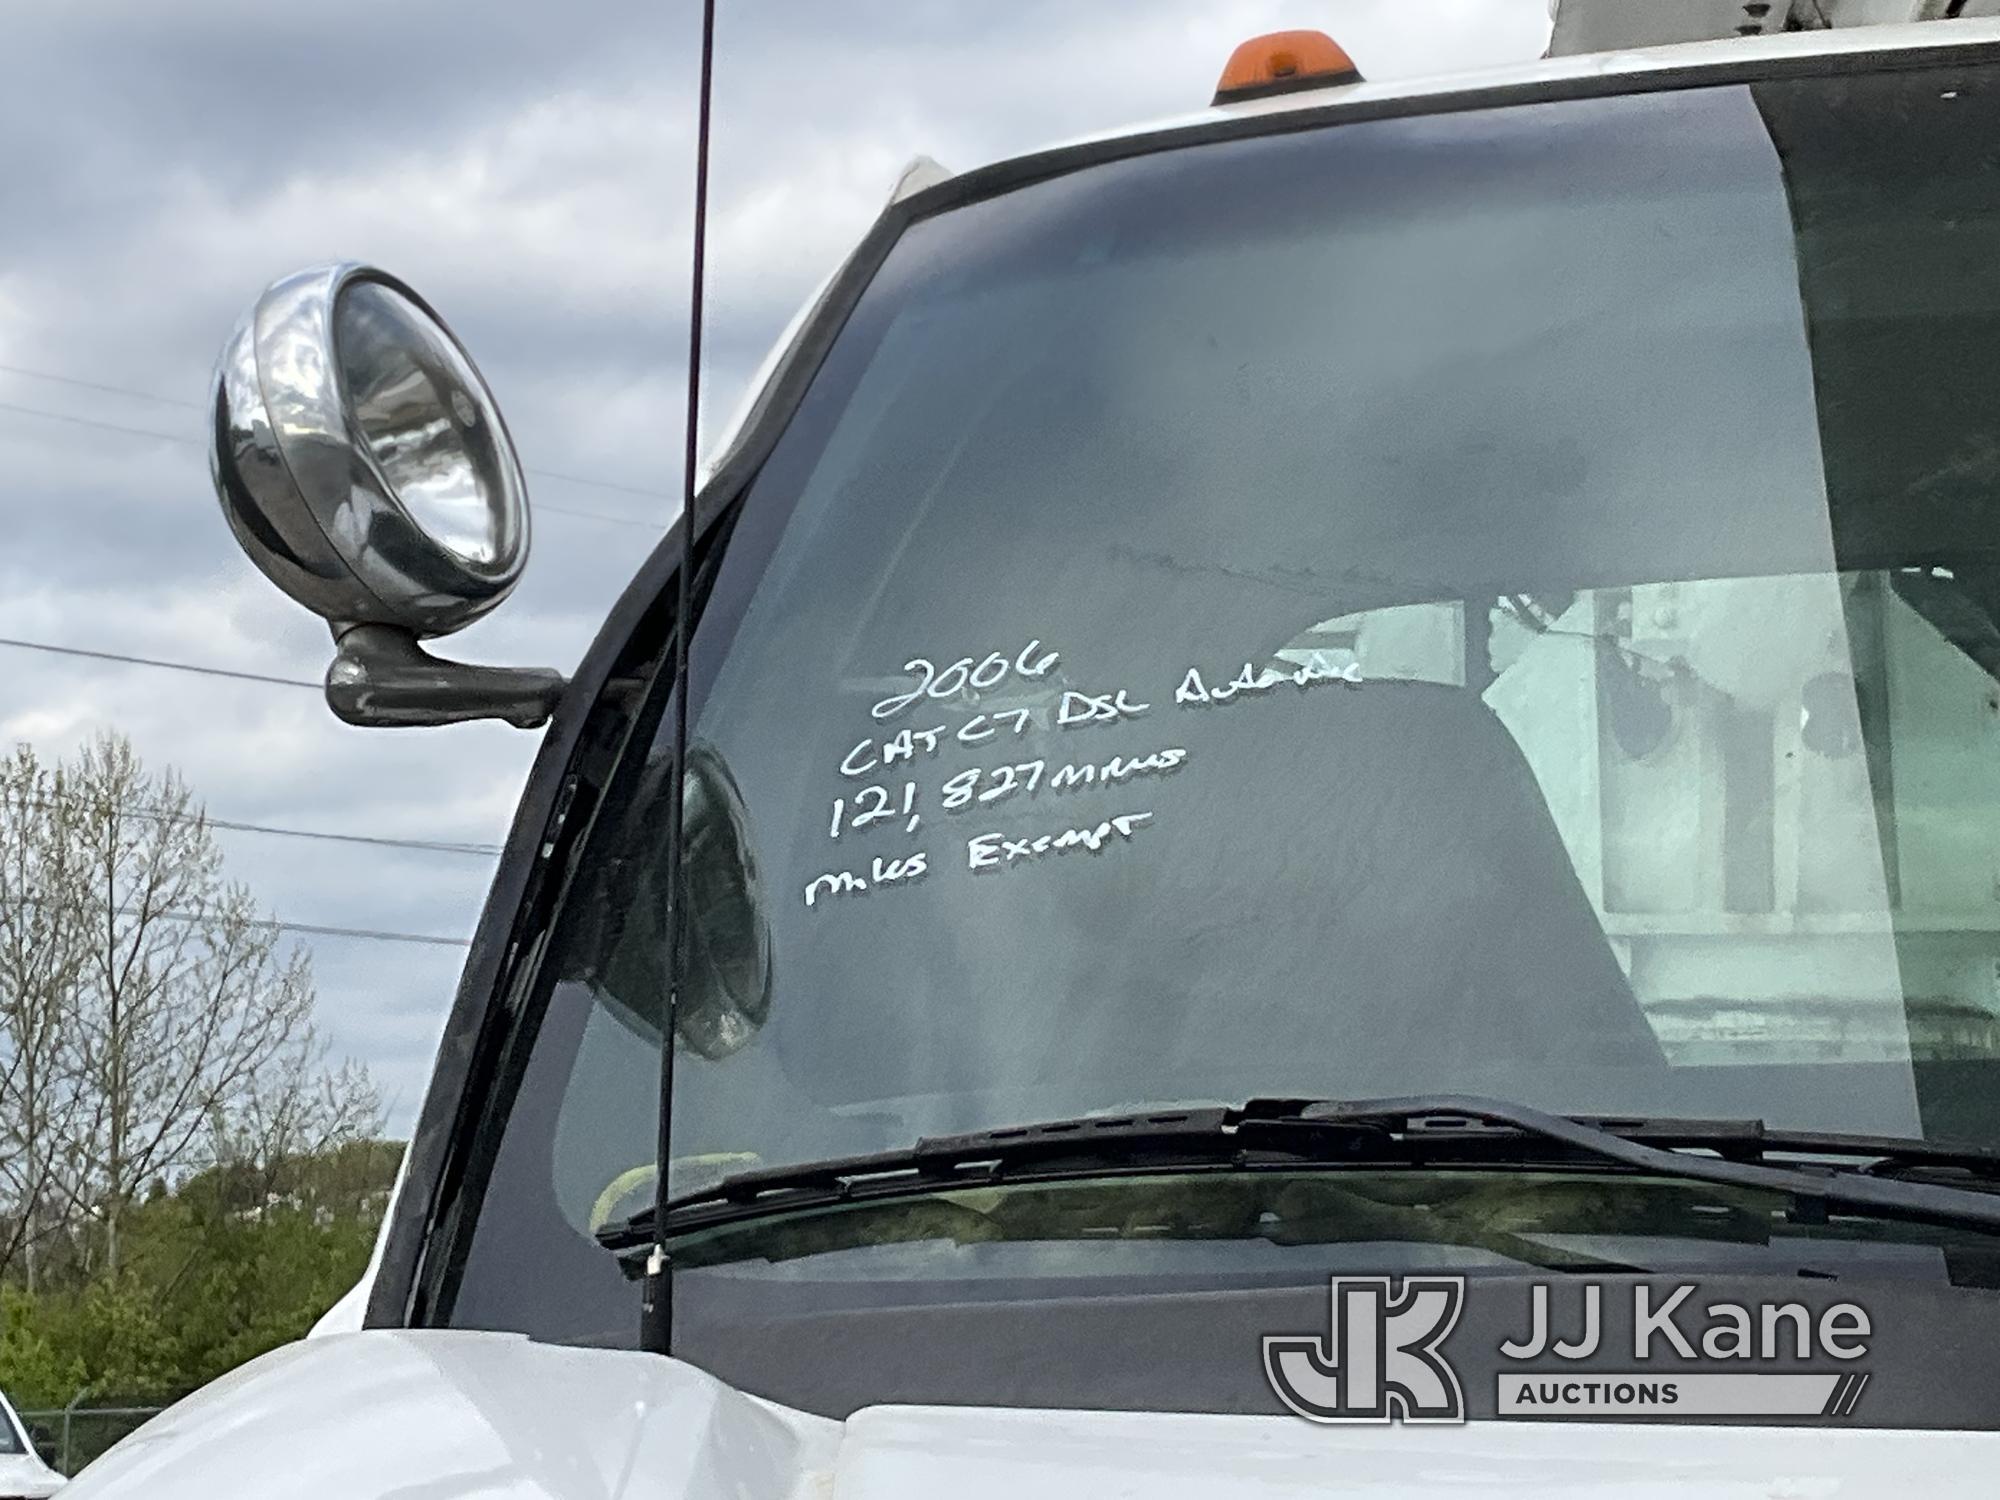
left=1265, top=1278, right=1873, bottom=1423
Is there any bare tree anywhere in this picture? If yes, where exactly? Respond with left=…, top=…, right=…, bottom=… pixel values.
left=0, top=748, right=97, bottom=1286
left=0, top=733, right=383, bottom=1284
left=54, top=734, right=321, bottom=1275
left=207, top=1035, right=384, bottom=1215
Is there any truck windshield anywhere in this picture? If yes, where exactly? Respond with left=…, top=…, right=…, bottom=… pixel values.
left=449, top=60, right=2000, bottom=1368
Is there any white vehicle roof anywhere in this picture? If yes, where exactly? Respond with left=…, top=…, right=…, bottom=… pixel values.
left=1551, top=0, right=2000, bottom=57
left=1060, top=15, right=2000, bottom=155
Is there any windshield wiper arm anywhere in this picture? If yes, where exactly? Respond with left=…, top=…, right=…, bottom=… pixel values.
left=1307, top=1094, right=2000, bottom=1231
left=598, top=1104, right=1305, bottom=1252
left=597, top=1093, right=2000, bottom=1255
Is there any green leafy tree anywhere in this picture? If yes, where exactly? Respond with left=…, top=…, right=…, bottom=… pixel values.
left=0, top=1289, right=84, bottom=1409
left=0, top=1140, right=400, bottom=1410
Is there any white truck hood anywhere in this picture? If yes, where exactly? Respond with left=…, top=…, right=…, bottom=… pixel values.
left=54, top=1327, right=2000, bottom=1498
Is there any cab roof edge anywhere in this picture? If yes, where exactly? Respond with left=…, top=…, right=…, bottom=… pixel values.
left=1548, top=0, right=2000, bottom=58
left=889, top=155, right=954, bottom=205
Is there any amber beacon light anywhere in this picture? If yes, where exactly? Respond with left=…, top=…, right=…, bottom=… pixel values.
left=1212, top=29, right=1363, bottom=105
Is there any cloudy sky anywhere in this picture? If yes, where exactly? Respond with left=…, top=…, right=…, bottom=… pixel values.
left=0, top=1, right=1554, bottom=1129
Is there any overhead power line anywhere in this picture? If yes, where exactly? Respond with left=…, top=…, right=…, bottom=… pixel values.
left=202, top=813, right=499, bottom=859
left=0, top=398, right=187, bottom=445
left=510, top=466, right=672, bottom=502
left=1, top=646, right=505, bottom=853
left=0, top=364, right=672, bottom=522
left=232, top=914, right=471, bottom=948
left=541, top=496, right=667, bottom=529
left=0, top=393, right=662, bottom=530
left=2, top=648, right=508, bottom=851
left=21, top=793, right=501, bottom=859
left=0, top=635, right=321, bottom=690
left=0, top=641, right=543, bottom=791
left=0, top=362, right=196, bottom=407
left=147, top=908, right=472, bottom=949
left=5, top=895, right=474, bottom=949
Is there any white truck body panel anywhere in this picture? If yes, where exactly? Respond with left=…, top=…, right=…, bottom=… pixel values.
left=0, top=1452, right=66, bottom=1500
left=0, top=1385, right=64, bottom=1498
left=54, top=1330, right=2000, bottom=1500
left=1549, top=0, right=2000, bottom=57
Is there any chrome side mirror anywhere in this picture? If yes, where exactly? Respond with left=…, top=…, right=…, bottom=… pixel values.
left=210, top=262, right=565, bottom=728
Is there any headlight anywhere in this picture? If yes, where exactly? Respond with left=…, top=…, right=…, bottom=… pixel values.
left=210, top=261, right=528, bottom=638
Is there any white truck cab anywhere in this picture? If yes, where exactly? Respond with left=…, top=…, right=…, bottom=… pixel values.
left=69, top=7, right=2000, bottom=1493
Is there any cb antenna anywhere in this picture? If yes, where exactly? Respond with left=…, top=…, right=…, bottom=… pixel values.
left=643, top=0, right=717, bottom=1357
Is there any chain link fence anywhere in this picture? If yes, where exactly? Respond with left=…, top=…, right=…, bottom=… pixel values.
left=16, top=1397, right=172, bottom=1475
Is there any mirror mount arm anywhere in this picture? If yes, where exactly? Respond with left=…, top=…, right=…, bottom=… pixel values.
left=326, top=623, right=567, bottom=730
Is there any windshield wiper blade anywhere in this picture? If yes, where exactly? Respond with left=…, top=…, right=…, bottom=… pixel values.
left=597, top=1093, right=2000, bottom=1255
left=1317, top=1098, right=2000, bottom=1177
left=597, top=1104, right=1318, bottom=1251
left=1295, top=1095, right=2000, bottom=1235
